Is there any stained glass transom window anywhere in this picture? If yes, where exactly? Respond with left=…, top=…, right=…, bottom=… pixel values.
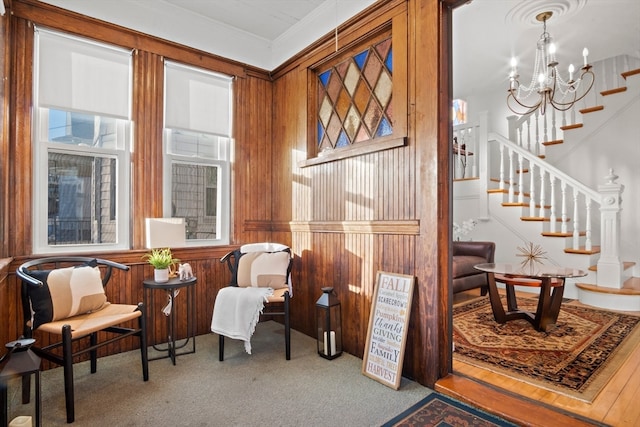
left=317, top=37, right=392, bottom=152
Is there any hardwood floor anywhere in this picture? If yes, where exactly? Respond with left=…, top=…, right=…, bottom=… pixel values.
left=438, top=289, right=640, bottom=426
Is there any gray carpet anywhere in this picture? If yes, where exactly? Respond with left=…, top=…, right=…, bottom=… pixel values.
left=5, top=321, right=431, bottom=426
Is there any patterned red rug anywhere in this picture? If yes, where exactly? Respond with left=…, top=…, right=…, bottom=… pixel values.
left=453, top=296, right=640, bottom=402
left=382, top=392, right=517, bottom=426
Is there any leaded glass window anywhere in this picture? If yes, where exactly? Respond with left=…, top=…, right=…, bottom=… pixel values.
left=316, top=37, right=392, bottom=152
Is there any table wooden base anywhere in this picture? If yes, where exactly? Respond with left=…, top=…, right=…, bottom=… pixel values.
left=487, top=273, right=565, bottom=332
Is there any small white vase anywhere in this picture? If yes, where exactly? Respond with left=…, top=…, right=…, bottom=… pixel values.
left=154, top=268, right=169, bottom=283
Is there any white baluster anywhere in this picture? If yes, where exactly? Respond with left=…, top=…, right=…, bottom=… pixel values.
left=470, top=127, right=478, bottom=178
left=551, top=109, right=557, bottom=142
left=538, top=169, right=546, bottom=218
left=585, top=198, right=592, bottom=251
left=508, top=148, right=515, bottom=203
left=572, top=191, right=580, bottom=250
left=529, top=163, right=536, bottom=217
left=517, top=153, right=524, bottom=204
left=525, top=116, right=530, bottom=151
left=549, top=175, right=557, bottom=233
left=560, top=181, right=568, bottom=233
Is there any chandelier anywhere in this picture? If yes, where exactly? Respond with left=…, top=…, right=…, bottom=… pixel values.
left=507, top=11, right=595, bottom=116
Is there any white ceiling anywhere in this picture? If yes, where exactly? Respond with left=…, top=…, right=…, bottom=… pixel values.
left=39, top=0, right=378, bottom=70
left=39, top=0, right=640, bottom=96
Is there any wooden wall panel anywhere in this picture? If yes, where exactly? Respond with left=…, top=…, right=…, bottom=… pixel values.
left=232, top=74, right=275, bottom=243
left=0, top=2, right=8, bottom=260
left=8, top=18, right=34, bottom=256
left=131, top=50, right=164, bottom=248
left=273, top=0, right=448, bottom=387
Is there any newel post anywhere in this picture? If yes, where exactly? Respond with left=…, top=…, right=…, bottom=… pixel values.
left=597, top=169, right=624, bottom=288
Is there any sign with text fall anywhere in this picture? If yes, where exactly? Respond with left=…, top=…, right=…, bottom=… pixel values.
left=362, top=271, right=415, bottom=389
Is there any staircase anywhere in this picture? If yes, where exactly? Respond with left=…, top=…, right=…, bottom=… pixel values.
left=453, top=63, right=640, bottom=310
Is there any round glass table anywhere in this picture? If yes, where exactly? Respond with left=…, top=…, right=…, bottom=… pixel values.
left=474, top=262, right=587, bottom=332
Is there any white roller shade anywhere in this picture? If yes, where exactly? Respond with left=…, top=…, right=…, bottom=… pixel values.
left=165, top=61, right=233, bottom=137
left=36, top=28, right=132, bottom=119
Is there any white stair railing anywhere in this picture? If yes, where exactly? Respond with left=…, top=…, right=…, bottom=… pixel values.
left=488, top=132, right=602, bottom=252
left=453, top=122, right=479, bottom=179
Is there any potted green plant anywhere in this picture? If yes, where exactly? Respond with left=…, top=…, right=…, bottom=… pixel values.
left=143, top=248, right=179, bottom=283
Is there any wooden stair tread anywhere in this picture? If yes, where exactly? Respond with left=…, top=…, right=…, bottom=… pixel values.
left=487, top=188, right=507, bottom=194
left=576, top=277, right=640, bottom=295
left=580, top=105, right=604, bottom=114
left=622, top=68, right=640, bottom=79
left=588, top=261, right=636, bottom=272
left=520, top=216, right=568, bottom=222
left=542, top=139, right=563, bottom=146
left=601, top=86, right=627, bottom=96
left=541, top=231, right=584, bottom=237
left=560, top=123, right=583, bottom=131
left=435, top=374, right=600, bottom=427
left=565, top=245, right=600, bottom=255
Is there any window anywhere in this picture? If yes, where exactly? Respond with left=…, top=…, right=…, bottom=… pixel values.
left=316, top=36, right=393, bottom=151
left=33, top=28, right=132, bottom=253
left=163, top=61, right=232, bottom=245
left=301, top=24, right=407, bottom=167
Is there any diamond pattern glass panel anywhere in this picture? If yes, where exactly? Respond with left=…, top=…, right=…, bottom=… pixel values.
left=316, top=36, right=392, bottom=151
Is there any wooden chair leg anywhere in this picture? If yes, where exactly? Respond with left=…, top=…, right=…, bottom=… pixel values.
left=90, top=332, right=98, bottom=374
left=219, top=335, right=225, bottom=361
left=138, top=304, right=149, bottom=381
left=285, top=292, right=291, bottom=361
left=62, top=325, right=75, bottom=423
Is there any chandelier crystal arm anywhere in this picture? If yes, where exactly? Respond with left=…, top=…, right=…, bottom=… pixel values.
left=506, top=11, right=594, bottom=116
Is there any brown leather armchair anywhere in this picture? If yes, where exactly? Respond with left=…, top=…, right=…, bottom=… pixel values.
left=452, top=241, right=495, bottom=295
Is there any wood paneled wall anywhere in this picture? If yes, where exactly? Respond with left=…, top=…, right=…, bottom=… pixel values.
left=269, top=0, right=454, bottom=387
left=0, top=0, right=457, bottom=388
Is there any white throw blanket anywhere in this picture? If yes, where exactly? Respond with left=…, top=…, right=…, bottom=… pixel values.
left=211, top=286, right=273, bottom=354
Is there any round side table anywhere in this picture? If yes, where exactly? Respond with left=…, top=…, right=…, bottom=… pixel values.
left=143, top=276, right=197, bottom=365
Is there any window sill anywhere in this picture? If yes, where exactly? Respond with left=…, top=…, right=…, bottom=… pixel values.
left=298, top=136, right=406, bottom=168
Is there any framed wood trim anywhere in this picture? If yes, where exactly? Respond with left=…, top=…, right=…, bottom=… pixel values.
left=298, top=136, right=407, bottom=167
left=243, top=220, right=294, bottom=232
left=244, top=219, right=419, bottom=235
left=289, top=220, right=419, bottom=235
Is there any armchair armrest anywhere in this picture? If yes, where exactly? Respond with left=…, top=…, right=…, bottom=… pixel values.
left=452, top=241, right=495, bottom=263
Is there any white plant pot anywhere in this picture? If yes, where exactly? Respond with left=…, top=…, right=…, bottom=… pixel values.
left=154, top=268, right=169, bottom=283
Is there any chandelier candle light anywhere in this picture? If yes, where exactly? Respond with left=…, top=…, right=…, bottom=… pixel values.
left=507, top=11, right=595, bottom=115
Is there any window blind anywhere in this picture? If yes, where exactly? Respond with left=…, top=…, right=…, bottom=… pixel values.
left=164, top=61, right=233, bottom=137
left=36, top=27, right=132, bottom=119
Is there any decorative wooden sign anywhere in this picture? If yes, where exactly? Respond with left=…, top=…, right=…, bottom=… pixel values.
left=362, top=271, right=415, bottom=390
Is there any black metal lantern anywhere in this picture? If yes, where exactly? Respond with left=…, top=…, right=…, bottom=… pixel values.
left=316, top=287, right=342, bottom=360
left=0, top=338, right=41, bottom=427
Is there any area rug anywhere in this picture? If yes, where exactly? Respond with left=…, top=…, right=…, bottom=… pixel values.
left=382, top=392, right=518, bottom=426
left=453, top=296, right=640, bottom=402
